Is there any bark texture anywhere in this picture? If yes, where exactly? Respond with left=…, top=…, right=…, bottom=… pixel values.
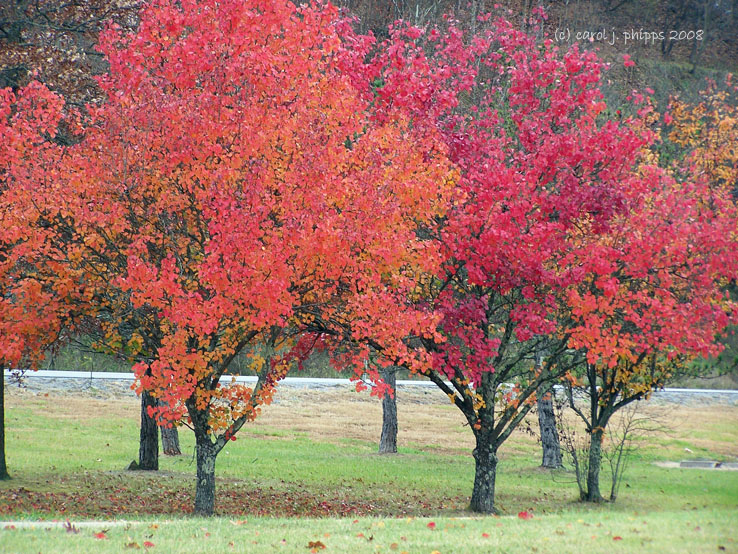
left=537, top=388, right=562, bottom=469
left=194, top=432, right=217, bottom=516
left=470, top=434, right=498, bottom=513
left=158, top=399, right=181, bottom=456
left=160, top=425, right=181, bottom=456
left=137, top=389, right=159, bottom=471
left=378, top=366, right=397, bottom=454
left=0, top=369, right=9, bottom=480
left=585, top=428, right=604, bottom=501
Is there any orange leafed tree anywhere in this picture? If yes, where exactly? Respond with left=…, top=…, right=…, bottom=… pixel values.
left=0, top=82, right=80, bottom=480
left=1, top=0, right=451, bottom=514
left=665, top=75, right=738, bottom=196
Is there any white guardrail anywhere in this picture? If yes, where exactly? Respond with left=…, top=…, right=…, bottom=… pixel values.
left=3, top=369, right=438, bottom=388
left=4, top=369, right=738, bottom=396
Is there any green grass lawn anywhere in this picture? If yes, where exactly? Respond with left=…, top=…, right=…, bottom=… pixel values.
left=2, top=510, right=736, bottom=553
left=1, top=390, right=737, bottom=552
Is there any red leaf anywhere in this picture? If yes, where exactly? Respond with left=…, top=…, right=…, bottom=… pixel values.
left=427, top=521, right=436, bottom=530
left=144, top=541, right=155, bottom=548
left=94, top=532, right=108, bottom=540
left=517, top=511, right=533, bottom=520
left=613, top=536, right=623, bottom=541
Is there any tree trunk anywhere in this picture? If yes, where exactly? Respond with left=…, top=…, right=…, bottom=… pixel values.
left=378, top=366, right=397, bottom=454
left=158, top=399, right=181, bottom=456
left=537, top=387, right=562, bottom=469
left=160, top=425, right=181, bottom=456
left=194, top=432, right=217, bottom=516
left=470, top=434, right=498, bottom=513
left=137, top=389, right=159, bottom=470
left=585, top=428, right=604, bottom=502
left=0, top=369, right=9, bottom=480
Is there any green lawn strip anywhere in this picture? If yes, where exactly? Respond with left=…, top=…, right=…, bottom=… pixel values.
left=2, top=401, right=737, bottom=519
left=2, top=509, right=736, bottom=553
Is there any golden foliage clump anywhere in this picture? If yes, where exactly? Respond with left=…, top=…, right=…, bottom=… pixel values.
left=666, top=76, right=738, bottom=194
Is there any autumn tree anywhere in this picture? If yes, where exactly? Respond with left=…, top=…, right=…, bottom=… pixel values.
left=0, top=82, right=76, bottom=479
left=309, top=13, right=655, bottom=514
left=666, top=79, right=738, bottom=378
left=560, top=81, right=738, bottom=502
left=665, top=76, right=738, bottom=197
left=2, top=0, right=451, bottom=515
left=562, top=167, right=737, bottom=501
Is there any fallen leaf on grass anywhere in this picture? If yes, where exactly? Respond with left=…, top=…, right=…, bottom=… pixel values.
left=482, top=533, right=490, bottom=538
left=307, top=540, right=326, bottom=550
left=518, top=511, right=533, bottom=520
left=94, top=531, right=108, bottom=540
left=390, top=543, right=399, bottom=550
left=143, top=541, right=155, bottom=548
left=63, top=520, right=79, bottom=534
left=613, top=536, right=623, bottom=541
left=125, top=542, right=141, bottom=549
left=427, top=521, right=436, bottom=530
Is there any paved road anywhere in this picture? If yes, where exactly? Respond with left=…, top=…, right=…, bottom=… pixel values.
left=5, top=370, right=738, bottom=405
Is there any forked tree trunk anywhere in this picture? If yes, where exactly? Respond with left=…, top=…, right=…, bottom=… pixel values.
left=158, top=399, right=181, bottom=456
left=470, top=433, right=498, bottom=513
left=537, top=387, right=562, bottom=469
left=378, top=367, right=397, bottom=454
left=194, top=431, right=217, bottom=516
left=585, top=428, right=604, bottom=502
left=138, top=389, right=159, bottom=470
left=0, top=369, right=9, bottom=480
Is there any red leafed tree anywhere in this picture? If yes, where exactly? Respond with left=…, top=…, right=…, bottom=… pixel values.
left=2, top=0, right=451, bottom=514
left=351, top=14, right=664, bottom=513
left=562, top=101, right=738, bottom=501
